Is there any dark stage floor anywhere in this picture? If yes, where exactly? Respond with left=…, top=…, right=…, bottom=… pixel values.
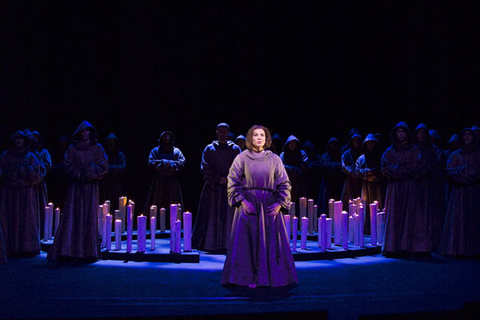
left=1, top=249, right=480, bottom=320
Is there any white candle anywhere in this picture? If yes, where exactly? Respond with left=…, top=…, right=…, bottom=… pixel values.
left=150, top=216, right=156, bottom=251
left=119, top=196, right=127, bottom=232
left=105, top=214, right=112, bottom=250
left=104, top=200, right=111, bottom=216
left=313, top=204, right=318, bottom=233
left=342, top=211, right=349, bottom=249
left=299, top=197, right=307, bottom=218
left=115, top=219, right=122, bottom=250
left=358, top=204, right=364, bottom=247
left=300, top=216, right=308, bottom=250
left=170, top=204, right=178, bottom=252
left=160, top=208, right=166, bottom=232
left=353, top=214, right=359, bottom=247
left=150, top=205, right=157, bottom=220
left=137, top=214, right=146, bottom=252
left=320, top=214, right=327, bottom=251
left=377, top=211, right=385, bottom=245
left=349, top=215, right=354, bottom=243
left=54, top=207, right=60, bottom=236
left=370, top=202, right=378, bottom=246
left=177, top=204, right=182, bottom=221
left=183, top=211, right=192, bottom=252
left=326, top=218, right=332, bottom=249
left=307, top=199, right=314, bottom=234
left=43, top=206, right=50, bottom=242
left=97, top=205, right=103, bottom=239
left=317, top=217, right=323, bottom=252
left=175, top=219, right=181, bottom=254
left=284, top=214, right=291, bottom=240
left=292, top=216, right=298, bottom=252
left=102, top=204, right=109, bottom=232
left=100, top=205, right=106, bottom=248
left=334, top=200, right=343, bottom=245
left=289, top=201, right=296, bottom=219
left=126, top=204, right=133, bottom=252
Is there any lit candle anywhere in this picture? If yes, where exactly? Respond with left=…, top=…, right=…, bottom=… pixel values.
left=349, top=215, right=354, bottom=243
left=100, top=205, right=106, bottom=248
left=126, top=204, right=133, bottom=252
left=170, top=204, right=178, bottom=253
left=328, top=199, right=335, bottom=219
left=183, top=211, right=192, bottom=252
left=317, top=217, right=323, bottom=252
left=300, top=216, right=308, bottom=250
left=137, top=214, right=146, bottom=252
left=115, top=219, right=122, bottom=250
left=334, top=200, right=343, bottom=245
left=105, top=214, right=112, bottom=250
left=150, top=205, right=157, bottom=228
left=342, top=211, right=348, bottom=249
left=292, top=216, right=298, bottom=252
left=104, top=200, right=111, bottom=216
left=54, top=207, right=60, bottom=236
left=377, top=210, right=385, bottom=245
left=175, top=219, right=181, bottom=254
left=358, top=204, right=364, bottom=247
left=102, top=203, right=109, bottom=232
left=313, top=204, right=318, bottom=233
left=370, top=202, right=378, bottom=246
left=43, top=206, right=50, bottom=242
left=160, top=207, right=166, bottom=232
left=353, top=214, right=359, bottom=247
left=326, top=218, right=332, bottom=249
left=307, top=199, right=314, bottom=234
left=299, top=197, right=307, bottom=218
left=119, top=196, right=127, bottom=232
left=98, top=205, right=103, bottom=239
left=177, top=204, right=182, bottom=221
left=284, top=214, right=291, bottom=240
left=320, top=214, right=327, bottom=251
left=150, top=216, right=156, bottom=251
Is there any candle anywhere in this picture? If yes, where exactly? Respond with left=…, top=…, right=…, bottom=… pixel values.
left=175, top=219, right=181, bottom=254
left=177, top=204, right=182, bottom=221
left=342, top=211, right=348, bottom=249
left=313, top=204, right=318, bottom=233
left=320, top=214, right=327, bottom=251
left=370, top=202, right=378, bottom=246
left=137, top=214, right=146, bottom=252
left=328, top=199, right=335, bottom=219
left=54, top=207, right=60, bottom=236
left=292, top=216, right=298, bottom=252
left=326, top=218, right=332, bottom=249
left=183, top=211, right=192, bottom=252
left=158, top=207, right=166, bottom=232
left=105, top=214, right=112, bottom=250
left=126, top=204, right=133, bottom=252
left=307, top=199, right=314, bottom=234
left=349, top=215, right=354, bottom=243
left=119, top=196, right=127, bottom=232
left=334, top=200, right=343, bottom=245
left=102, top=204, right=109, bottom=232
left=300, top=216, right=308, bottom=250
left=97, top=205, right=103, bottom=238
left=299, top=197, right=307, bottom=218
left=43, top=206, right=50, bottom=242
left=358, top=204, right=364, bottom=247
left=284, top=214, right=291, bottom=240
left=353, top=214, right=359, bottom=247
left=377, top=211, right=385, bottom=245
left=115, top=219, right=122, bottom=250
left=151, top=216, right=156, bottom=251
left=289, top=201, right=296, bottom=219
left=150, top=205, right=157, bottom=223
left=100, top=205, right=106, bottom=248
left=170, top=204, right=178, bottom=252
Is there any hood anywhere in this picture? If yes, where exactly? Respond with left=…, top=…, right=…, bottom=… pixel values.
left=235, top=135, right=246, bottom=142
left=390, top=121, right=411, bottom=146
left=72, top=120, right=97, bottom=142
left=105, top=133, right=119, bottom=141
left=302, top=140, right=317, bottom=153
left=429, top=129, right=441, bottom=142
left=8, top=130, right=31, bottom=149
left=413, top=123, right=431, bottom=147
left=157, top=131, right=175, bottom=146
left=362, top=133, right=379, bottom=149
left=283, top=135, right=301, bottom=151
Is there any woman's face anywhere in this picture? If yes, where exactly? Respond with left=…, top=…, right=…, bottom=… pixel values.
left=252, top=128, right=266, bottom=150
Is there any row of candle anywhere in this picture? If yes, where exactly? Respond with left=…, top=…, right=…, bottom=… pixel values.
left=43, top=203, right=61, bottom=242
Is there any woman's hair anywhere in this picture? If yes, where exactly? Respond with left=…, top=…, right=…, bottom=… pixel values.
left=245, top=124, right=272, bottom=150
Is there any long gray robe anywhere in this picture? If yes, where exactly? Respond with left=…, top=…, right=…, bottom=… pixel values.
left=221, top=150, right=298, bottom=287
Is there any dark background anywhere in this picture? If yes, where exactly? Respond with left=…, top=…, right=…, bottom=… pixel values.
left=1, top=1, right=479, bottom=214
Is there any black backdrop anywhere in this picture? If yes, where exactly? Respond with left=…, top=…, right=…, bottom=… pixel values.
left=1, top=1, right=480, bottom=214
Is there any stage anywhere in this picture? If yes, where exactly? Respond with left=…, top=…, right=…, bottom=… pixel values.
left=1, top=245, right=479, bottom=320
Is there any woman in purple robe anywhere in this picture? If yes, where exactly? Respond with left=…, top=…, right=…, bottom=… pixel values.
left=439, top=128, right=480, bottom=257
left=221, top=124, right=298, bottom=288
left=143, top=131, right=185, bottom=226
left=381, top=122, right=425, bottom=256
left=192, top=123, right=241, bottom=252
left=47, top=121, right=108, bottom=262
left=100, top=133, right=127, bottom=209
left=0, top=130, right=42, bottom=256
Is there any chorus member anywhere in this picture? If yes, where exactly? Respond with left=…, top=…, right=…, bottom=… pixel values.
left=100, top=133, right=127, bottom=209
left=340, top=133, right=363, bottom=208
left=47, top=121, right=108, bottom=262
left=221, top=124, right=298, bottom=288
left=280, top=135, right=308, bottom=204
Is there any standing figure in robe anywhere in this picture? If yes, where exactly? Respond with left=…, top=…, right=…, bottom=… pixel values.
left=192, top=123, right=241, bottom=252
left=47, top=135, right=70, bottom=209
left=280, top=135, right=308, bottom=204
left=302, top=140, right=323, bottom=201
left=0, top=130, right=42, bottom=257
left=439, top=127, right=480, bottom=258
left=100, top=133, right=127, bottom=209
left=221, top=124, right=298, bottom=288
left=143, top=130, right=185, bottom=227
left=381, top=122, right=425, bottom=256
left=47, top=121, right=108, bottom=262
left=340, top=133, right=363, bottom=208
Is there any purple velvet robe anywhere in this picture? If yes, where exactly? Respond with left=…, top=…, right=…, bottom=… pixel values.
left=192, top=140, right=241, bottom=252
left=0, top=147, right=42, bottom=254
left=439, top=146, right=480, bottom=257
left=221, top=150, right=298, bottom=287
left=47, top=138, right=108, bottom=261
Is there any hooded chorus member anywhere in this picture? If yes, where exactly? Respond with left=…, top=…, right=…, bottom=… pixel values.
left=0, top=130, right=42, bottom=256
left=302, top=140, right=323, bottom=200
left=271, top=133, right=284, bottom=156
left=381, top=121, right=424, bottom=256
left=143, top=130, right=185, bottom=226
left=439, top=127, right=480, bottom=257
left=47, top=121, right=108, bottom=262
left=413, top=123, right=446, bottom=253
left=100, top=133, right=127, bottom=209
left=340, top=133, right=363, bottom=208
left=317, top=137, right=345, bottom=214
left=192, top=123, right=241, bottom=252
left=280, top=135, right=308, bottom=204
left=355, top=133, right=385, bottom=233
left=221, top=124, right=297, bottom=288
left=234, top=135, right=247, bottom=151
